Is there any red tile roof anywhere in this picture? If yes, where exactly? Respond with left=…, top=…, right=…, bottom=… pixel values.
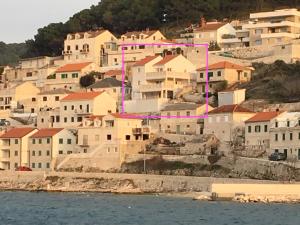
left=133, top=55, right=160, bottom=67
left=209, top=104, right=253, bottom=114
left=245, top=111, right=284, bottom=123
left=197, top=61, right=249, bottom=71
left=87, top=115, right=105, bottom=121
left=194, top=22, right=226, bottom=32
left=154, top=55, right=179, bottom=66
left=111, top=113, right=142, bottom=119
left=56, top=62, right=92, bottom=73
left=61, top=91, right=104, bottom=101
left=68, top=29, right=107, bottom=39
left=30, top=128, right=64, bottom=138
left=0, top=128, right=36, bottom=139
left=105, top=70, right=122, bottom=76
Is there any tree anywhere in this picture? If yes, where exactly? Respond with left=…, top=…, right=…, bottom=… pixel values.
left=208, top=41, right=221, bottom=51
left=79, top=74, right=96, bottom=88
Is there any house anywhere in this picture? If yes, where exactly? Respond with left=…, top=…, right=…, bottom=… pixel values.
left=125, top=54, right=196, bottom=113
left=88, top=77, right=131, bottom=112
left=0, top=81, right=40, bottom=112
left=180, top=18, right=236, bottom=46
left=103, top=69, right=123, bottom=81
left=204, top=104, right=255, bottom=146
left=243, top=8, right=300, bottom=46
left=245, top=111, right=284, bottom=153
left=196, top=61, right=252, bottom=94
left=37, top=89, right=74, bottom=111
left=269, top=112, right=300, bottom=160
left=28, top=128, right=77, bottom=171
left=0, top=128, right=37, bottom=170
left=160, top=103, right=213, bottom=135
left=63, top=29, right=118, bottom=67
left=45, top=62, right=96, bottom=91
left=59, top=91, right=116, bottom=127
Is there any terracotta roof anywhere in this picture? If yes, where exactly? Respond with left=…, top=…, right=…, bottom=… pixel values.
left=87, top=115, right=105, bottom=121
left=0, top=128, right=36, bottom=139
left=197, top=61, right=248, bottom=71
left=61, top=91, right=104, bottom=101
left=111, top=113, right=142, bottom=119
left=154, top=55, right=179, bottom=66
left=245, top=111, right=284, bottom=123
left=30, top=128, right=64, bottom=138
left=56, top=62, right=92, bottom=73
left=122, top=30, right=158, bottom=38
left=209, top=104, right=253, bottom=114
left=68, top=29, right=107, bottom=39
left=104, top=70, right=122, bottom=77
left=133, top=55, right=160, bottom=67
left=194, top=22, right=226, bottom=32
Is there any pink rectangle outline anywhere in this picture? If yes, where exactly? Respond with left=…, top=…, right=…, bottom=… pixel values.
left=120, top=43, right=209, bottom=119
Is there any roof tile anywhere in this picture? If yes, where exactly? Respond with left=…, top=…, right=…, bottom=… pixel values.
left=56, top=62, right=92, bottom=73
left=0, top=128, right=36, bottom=138
left=61, top=91, right=104, bottom=101
left=30, top=128, right=64, bottom=138
left=245, top=111, right=284, bottom=123
left=209, top=104, right=253, bottom=114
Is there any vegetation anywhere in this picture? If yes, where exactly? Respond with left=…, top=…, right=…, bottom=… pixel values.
left=79, top=74, right=96, bottom=88
left=239, top=60, right=300, bottom=103
left=1, top=0, right=300, bottom=65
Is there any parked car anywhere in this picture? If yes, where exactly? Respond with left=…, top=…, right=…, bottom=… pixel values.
left=268, top=152, right=287, bottom=161
left=15, top=166, right=32, bottom=171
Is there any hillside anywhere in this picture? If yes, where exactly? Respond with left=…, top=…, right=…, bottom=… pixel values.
left=1, top=0, right=300, bottom=65
left=239, top=60, right=300, bottom=103
left=0, top=42, right=27, bottom=66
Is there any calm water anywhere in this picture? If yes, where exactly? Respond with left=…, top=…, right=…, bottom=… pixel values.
left=0, top=192, right=299, bottom=225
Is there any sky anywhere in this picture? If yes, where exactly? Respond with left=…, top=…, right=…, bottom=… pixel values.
left=0, top=0, right=101, bottom=43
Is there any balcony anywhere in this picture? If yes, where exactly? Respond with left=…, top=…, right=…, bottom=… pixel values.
left=80, top=49, right=90, bottom=54
left=260, top=32, right=299, bottom=39
left=63, top=50, right=72, bottom=55
left=75, top=109, right=91, bottom=115
left=146, top=71, right=190, bottom=80
left=139, top=83, right=178, bottom=92
left=132, top=127, right=150, bottom=135
left=244, top=20, right=299, bottom=29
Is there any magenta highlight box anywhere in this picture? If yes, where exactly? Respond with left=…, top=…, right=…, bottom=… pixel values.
left=120, top=43, right=209, bottom=119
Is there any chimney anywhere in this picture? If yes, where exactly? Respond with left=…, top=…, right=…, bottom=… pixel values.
left=200, top=17, right=206, bottom=27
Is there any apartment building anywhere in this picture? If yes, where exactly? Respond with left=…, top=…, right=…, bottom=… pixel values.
left=245, top=111, right=284, bottom=153
left=45, top=62, right=96, bottom=91
left=160, top=103, right=213, bottom=135
left=269, top=112, right=300, bottom=160
left=204, top=104, right=255, bottom=144
left=0, top=128, right=37, bottom=170
left=63, top=29, right=118, bottom=67
left=28, top=128, right=77, bottom=171
left=243, top=8, right=300, bottom=46
left=196, top=61, right=252, bottom=94
left=125, top=54, right=196, bottom=113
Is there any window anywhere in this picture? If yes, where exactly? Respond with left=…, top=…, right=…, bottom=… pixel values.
left=59, top=138, right=63, bottom=144
left=255, top=40, right=262, bottom=45
left=244, top=72, right=248, bottom=78
left=290, top=133, right=293, bottom=140
left=39, top=151, right=42, bottom=156
left=282, top=133, right=286, bottom=141
left=64, top=117, right=67, bottom=123
left=115, top=147, right=118, bottom=153
left=255, top=29, right=263, bottom=34
left=126, top=135, right=130, bottom=140
left=200, top=73, right=204, bottom=78
left=32, top=151, right=35, bottom=156
left=38, top=163, right=42, bottom=168
left=275, top=121, right=278, bottom=128
left=186, top=111, right=190, bottom=116
left=167, top=112, right=171, bottom=118
left=15, top=139, right=18, bottom=144
left=67, top=139, right=72, bottom=144
left=255, top=125, right=261, bottom=133
left=71, top=117, right=74, bottom=122
left=47, top=138, right=50, bottom=144
left=47, top=151, right=50, bottom=156
left=72, top=73, right=78, bottom=78
left=77, top=117, right=82, bottom=122
left=275, top=133, right=278, bottom=141
left=298, top=132, right=300, bottom=140
left=15, top=163, right=18, bottom=168
left=59, top=150, right=63, bottom=154
left=14, top=151, right=18, bottom=156
left=287, top=121, right=290, bottom=127
left=32, top=163, right=35, bottom=168
left=107, top=134, right=112, bottom=140
left=43, top=97, right=47, bottom=101
left=208, top=72, right=213, bottom=78
left=39, top=139, right=42, bottom=144
left=187, top=125, right=190, bottom=128
left=46, top=163, right=50, bottom=169
left=264, top=125, right=268, bottom=132
left=248, top=126, right=251, bottom=133
left=64, top=106, right=67, bottom=111
left=67, top=151, right=72, bottom=154
left=177, top=112, right=180, bottom=117
left=32, top=97, right=36, bottom=102
left=79, top=105, right=83, bottom=110
left=107, top=147, right=110, bottom=153
left=61, top=74, right=68, bottom=79
left=71, top=105, right=75, bottom=110
left=217, top=71, right=221, bottom=77
left=55, top=96, right=59, bottom=101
